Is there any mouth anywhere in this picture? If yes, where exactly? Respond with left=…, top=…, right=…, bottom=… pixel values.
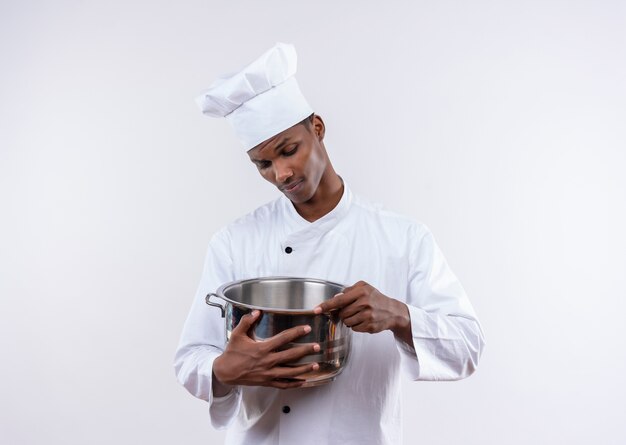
left=280, top=178, right=304, bottom=194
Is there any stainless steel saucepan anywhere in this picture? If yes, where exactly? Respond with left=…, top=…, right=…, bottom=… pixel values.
left=206, top=276, right=351, bottom=387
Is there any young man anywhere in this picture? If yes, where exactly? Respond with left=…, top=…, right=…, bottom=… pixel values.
left=175, top=43, right=485, bottom=445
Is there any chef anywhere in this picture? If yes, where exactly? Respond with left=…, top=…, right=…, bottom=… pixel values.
left=174, top=42, right=485, bottom=445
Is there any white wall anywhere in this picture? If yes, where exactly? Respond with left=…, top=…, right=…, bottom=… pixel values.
left=1, top=1, right=625, bottom=444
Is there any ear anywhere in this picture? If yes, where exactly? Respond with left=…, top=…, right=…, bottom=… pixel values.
left=312, top=114, right=325, bottom=140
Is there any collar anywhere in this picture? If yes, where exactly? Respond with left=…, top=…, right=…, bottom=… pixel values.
left=280, top=179, right=353, bottom=243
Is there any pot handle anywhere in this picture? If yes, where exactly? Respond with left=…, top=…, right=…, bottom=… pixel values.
left=205, top=293, right=225, bottom=318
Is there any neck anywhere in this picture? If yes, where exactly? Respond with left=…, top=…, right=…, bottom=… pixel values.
left=293, top=169, right=344, bottom=222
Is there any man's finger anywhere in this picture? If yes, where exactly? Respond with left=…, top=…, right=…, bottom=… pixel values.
left=232, top=310, right=261, bottom=335
left=313, top=281, right=369, bottom=314
left=313, top=292, right=346, bottom=313
left=338, top=301, right=363, bottom=320
left=264, top=324, right=312, bottom=350
left=270, top=343, right=320, bottom=365
left=341, top=281, right=367, bottom=295
left=314, top=290, right=358, bottom=314
left=271, top=362, right=320, bottom=380
left=268, top=380, right=306, bottom=390
left=342, top=311, right=369, bottom=329
left=267, top=360, right=324, bottom=388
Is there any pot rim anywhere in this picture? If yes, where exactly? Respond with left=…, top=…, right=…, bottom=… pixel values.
left=215, top=276, right=346, bottom=314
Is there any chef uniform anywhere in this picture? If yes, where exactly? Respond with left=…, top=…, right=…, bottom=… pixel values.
left=175, top=43, right=485, bottom=445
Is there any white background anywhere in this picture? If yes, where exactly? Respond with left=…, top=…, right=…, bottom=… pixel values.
left=1, top=1, right=625, bottom=444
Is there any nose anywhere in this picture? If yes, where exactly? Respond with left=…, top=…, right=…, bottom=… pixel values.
left=274, top=159, right=293, bottom=183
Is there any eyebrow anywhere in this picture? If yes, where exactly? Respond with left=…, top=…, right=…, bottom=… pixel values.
left=250, top=137, right=293, bottom=162
left=272, top=138, right=292, bottom=153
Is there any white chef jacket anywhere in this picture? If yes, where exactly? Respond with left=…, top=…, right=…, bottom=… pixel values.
left=174, top=183, right=484, bottom=445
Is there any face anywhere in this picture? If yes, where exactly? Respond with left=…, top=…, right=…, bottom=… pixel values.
left=247, top=116, right=327, bottom=204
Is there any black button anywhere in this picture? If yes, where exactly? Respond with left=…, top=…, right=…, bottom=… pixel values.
left=284, top=246, right=293, bottom=254
left=282, top=405, right=291, bottom=414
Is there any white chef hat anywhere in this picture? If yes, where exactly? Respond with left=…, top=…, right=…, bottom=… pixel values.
left=196, top=42, right=314, bottom=150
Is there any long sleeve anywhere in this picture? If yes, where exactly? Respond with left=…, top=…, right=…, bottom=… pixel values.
left=173, top=229, right=242, bottom=429
left=396, top=225, right=485, bottom=381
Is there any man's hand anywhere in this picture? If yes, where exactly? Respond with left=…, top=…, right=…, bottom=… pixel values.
left=212, top=310, right=320, bottom=392
left=314, top=281, right=413, bottom=346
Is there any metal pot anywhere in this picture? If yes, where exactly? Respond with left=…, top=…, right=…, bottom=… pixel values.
left=206, top=276, right=351, bottom=387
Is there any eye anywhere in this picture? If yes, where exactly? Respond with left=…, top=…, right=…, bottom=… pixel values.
left=283, top=145, right=298, bottom=156
left=258, top=160, right=271, bottom=170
